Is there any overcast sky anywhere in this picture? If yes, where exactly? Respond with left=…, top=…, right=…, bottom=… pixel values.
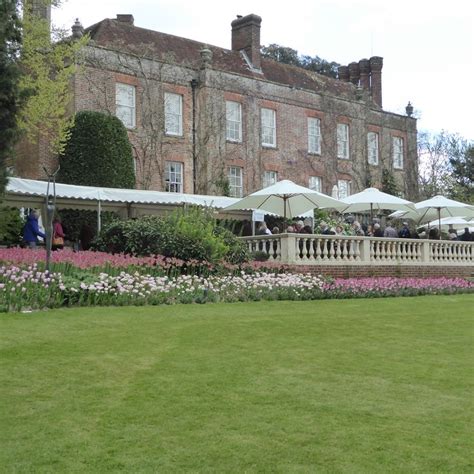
left=52, top=0, right=473, bottom=139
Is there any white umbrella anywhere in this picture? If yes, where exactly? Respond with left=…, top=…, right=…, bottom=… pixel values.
left=223, top=180, right=344, bottom=220
left=425, top=216, right=473, bottom=231
left=339, top=187, right=415, bottom=219
left=390, top=195, right=474, bottom=238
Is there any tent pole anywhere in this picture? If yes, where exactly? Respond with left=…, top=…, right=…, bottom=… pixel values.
left=438, top=207, right=441, bottom=240
left=97, top=200, right=102, bottom=234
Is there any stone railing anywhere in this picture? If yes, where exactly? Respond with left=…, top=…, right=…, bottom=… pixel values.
left=241, top=234, right=474, bottom=266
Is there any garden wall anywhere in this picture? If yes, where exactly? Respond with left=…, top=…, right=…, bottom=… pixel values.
left=288, top=265, right=474, bottom=279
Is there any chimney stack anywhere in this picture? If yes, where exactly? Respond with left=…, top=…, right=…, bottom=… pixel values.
left=348, top=62, right=360, bottom=85
left=338, top=65, right=350, bottom=82
left=369, top=56, right=383, bottom=107
left=116, top=14, right=134, bottom=25
left=231, top=14, right=262, bottom=70
left=358, top=59, right=370, bottom=91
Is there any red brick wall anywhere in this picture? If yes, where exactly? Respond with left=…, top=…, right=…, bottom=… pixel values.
left=14, top=46, right=419, bottom=200
left=286, top=265, right=474, bottom=279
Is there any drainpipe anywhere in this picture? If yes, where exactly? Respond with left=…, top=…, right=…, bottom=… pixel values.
left=190, top=78, right=198, bottom=194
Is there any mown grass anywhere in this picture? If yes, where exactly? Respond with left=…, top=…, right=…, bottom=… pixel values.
left=1, top=295, right=473, bottom=472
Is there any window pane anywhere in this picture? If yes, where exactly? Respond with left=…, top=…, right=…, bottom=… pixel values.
left=165, top=93, right=182, bottom=135
left=228, top=166, right=243, bottom=197
left=337, top=179, right=350, bottom=199
left=337, top=124, right=349, bottom=159
left=261, top=108, right=276, bottom=146
left=165, top=161, right=183, bottom=192
left=115, top=83, right=135, bottom=128
left=367, top=132, right=378, bottom=165
left=263, top=171, right=277, bottom=188
left=226, top=101, right=242, bottom=142
left=309, top=176, right=322, bottom=192
left=308, top=118, right=321, bottom=154
left=393, top=137, right=404, bottom=169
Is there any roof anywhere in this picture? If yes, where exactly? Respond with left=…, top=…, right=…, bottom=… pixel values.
left=85, top=18, right=359, bottom=99
left=5, top=177, right=240, bottom=213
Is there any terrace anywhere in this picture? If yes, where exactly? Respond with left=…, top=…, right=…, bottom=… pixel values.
left=240, top=233, right=474, bottom=276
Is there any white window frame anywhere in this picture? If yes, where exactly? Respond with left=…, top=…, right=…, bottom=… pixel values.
left=308, top=117, right=321, bottom=154
left=228, top=166, right=243, bottom=198
left=115, top=83, right=136, bottom=129
left=308, top=176, right=322, bottom=192
left=165, top=161, right=183, bottom=193
left=261, top=108, right=276, bottom=148
left=164, top=92, right=183, bottom=136
left=263, top=171, right=278, bottom=188
left=226, top=101, right=242, bottom=142
left=392, top=136, right=404, bottom=169
left=337, top=123, right=349, bottom=159
left=337, top=179, right=351, bottom=199
left=367, top=132, right=379, bottom=165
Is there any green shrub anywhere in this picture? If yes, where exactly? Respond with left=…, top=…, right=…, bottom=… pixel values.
left=59, top=110, right=135, bottom=189
left=213, top=225, right=249, bottom=264
left=0, top=207, right=24, bottom=246
left=93, top=207, right=249, bottom=264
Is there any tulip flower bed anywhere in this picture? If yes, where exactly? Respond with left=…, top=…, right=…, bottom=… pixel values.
left=1, top=250, right=473, bottom=312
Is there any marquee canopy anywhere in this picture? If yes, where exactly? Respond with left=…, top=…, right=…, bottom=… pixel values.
left=3, top=178, right=246, bottom=223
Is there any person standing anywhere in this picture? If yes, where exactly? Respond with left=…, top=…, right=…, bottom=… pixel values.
left=398, top=222, right=411, bottom=238
left=460, top=227, right=472, bottom=242
left=383, top=221, right=398, bottom=238
left=373, top=223, right=384, bottom=237
left=52, top=216, right=66, bottom=250
left=23, top=210, right=46, bottom=249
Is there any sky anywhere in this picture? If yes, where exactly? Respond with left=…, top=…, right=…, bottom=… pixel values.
left=52, top=0, right=474, bottom=139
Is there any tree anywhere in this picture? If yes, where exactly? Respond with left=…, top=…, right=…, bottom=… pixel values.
left=17, top=0, right=88, bottom=157
left=417, top=130, right=472, bottom=201
left=261, top=44, right=340, bottom=78
left=381, top=169, right=400, bottom=197
left=450, top=145, right=473, bottom=204
left=261, top=44, right=300, bottom=66
left=0, top=0, right=22, bottom=195
left=59, top=111, right=135, bottom=188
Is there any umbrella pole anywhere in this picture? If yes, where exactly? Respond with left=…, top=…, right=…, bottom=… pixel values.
left=283, top=196, right=287, bottom=231
left=438, top=207, right=441, bottom=240
left=370, top=203, right=373, bottom=222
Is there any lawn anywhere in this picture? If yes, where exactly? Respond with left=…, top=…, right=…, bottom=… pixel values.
left=1, top=295, right=473, bottom=472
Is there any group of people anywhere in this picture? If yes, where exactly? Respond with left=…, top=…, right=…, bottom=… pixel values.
left=22, top=210, right=65, bottom=250
left=256, top=219, right=313, bottom=235
left=256, top=217, right=473, bottom=241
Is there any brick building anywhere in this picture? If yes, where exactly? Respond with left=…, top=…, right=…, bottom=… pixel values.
left=16, top=12, right=419, bottom=200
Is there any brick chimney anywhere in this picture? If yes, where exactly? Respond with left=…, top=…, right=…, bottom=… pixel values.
left=338, top=65, right=350, bottom=82
left=231, top=14, right=262, bottom=70
left=348, top=62, right=360, bottom=85
left=369, top=56, right=383, bottom=107
left=116, top=14, right=134, bottom=25
left=358, top=59, right=370, bottom=91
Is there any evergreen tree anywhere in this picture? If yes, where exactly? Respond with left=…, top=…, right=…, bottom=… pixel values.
left=59, top=111, right=135, bottom=188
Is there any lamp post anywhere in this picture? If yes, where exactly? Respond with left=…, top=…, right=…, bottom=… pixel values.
left=43, top=166, right=60, bottom=272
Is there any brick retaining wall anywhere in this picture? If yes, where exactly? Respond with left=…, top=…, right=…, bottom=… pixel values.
left=286, top=265, right=474, bottom=279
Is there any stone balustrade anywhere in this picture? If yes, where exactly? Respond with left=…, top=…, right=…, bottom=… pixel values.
left=241, top=234, right=474, bottom=266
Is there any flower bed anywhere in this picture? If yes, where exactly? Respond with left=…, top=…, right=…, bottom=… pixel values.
left=1, top=262, right=472, bottom=312
left=0, top=248, right=286, bottom=277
